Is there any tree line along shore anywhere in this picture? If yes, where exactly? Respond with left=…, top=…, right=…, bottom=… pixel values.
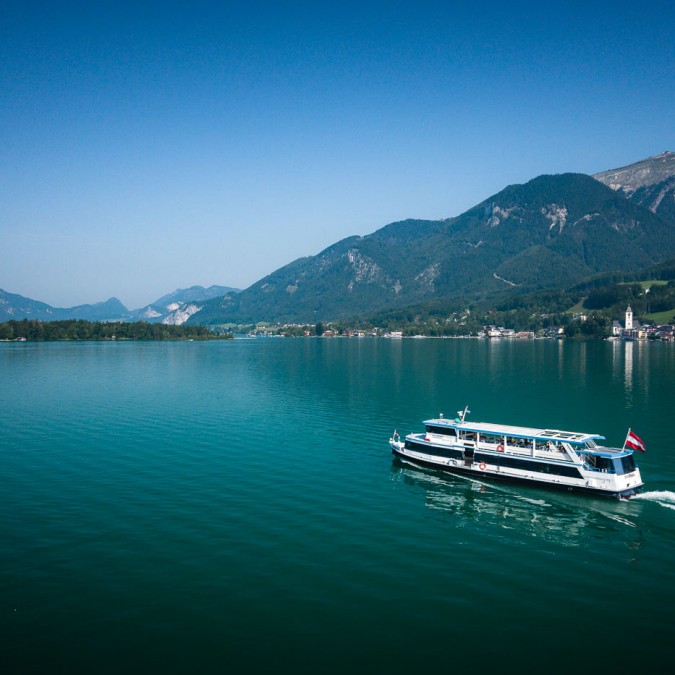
left=1, top=279, right=674, bottom=342
left=0, top=320, right=230, bottom=341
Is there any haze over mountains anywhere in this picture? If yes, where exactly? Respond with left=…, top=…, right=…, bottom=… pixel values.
left=3, top=152, right=674, bottom=326
left=0, top=286, right=238, bottom=323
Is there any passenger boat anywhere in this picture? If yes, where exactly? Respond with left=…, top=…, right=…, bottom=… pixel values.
left=390, top=407, right=644, bottom=498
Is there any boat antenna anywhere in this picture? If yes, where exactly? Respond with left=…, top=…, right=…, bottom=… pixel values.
left=457, top=406, right=470, bottom=423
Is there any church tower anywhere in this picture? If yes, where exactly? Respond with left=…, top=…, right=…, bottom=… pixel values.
left=625, top=305, right=633, bottom=330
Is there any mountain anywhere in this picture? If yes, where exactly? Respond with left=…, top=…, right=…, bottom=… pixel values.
left=594, top=151, right=675, bottom=226
left=64, top=297, right=129, bottom=321
left=1, top=289, right=61, bottom=321
left=190, top=172, right=675, bottom=325
left=4, top=154, right=673, bottom=328
left=133, top=285, right=240, bottom=323
left=0, top=285, right=239, bottom=324
left=0, top=289, right=128, bottom=322
left=147, top=284, right=240, bottom=308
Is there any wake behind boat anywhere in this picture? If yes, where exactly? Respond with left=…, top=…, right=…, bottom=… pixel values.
left=390, top=406, right=644, bottom=498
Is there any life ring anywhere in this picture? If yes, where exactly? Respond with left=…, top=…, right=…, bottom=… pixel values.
left=479, top=462, right=487, bottom=470
left=497, top=444, right=504, bottom=453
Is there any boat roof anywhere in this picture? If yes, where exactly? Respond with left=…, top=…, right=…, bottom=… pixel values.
left=424, top=418, right=605, bottom=446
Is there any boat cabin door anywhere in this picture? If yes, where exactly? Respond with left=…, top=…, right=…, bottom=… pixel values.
left=463, top=445, right=475, bottom=467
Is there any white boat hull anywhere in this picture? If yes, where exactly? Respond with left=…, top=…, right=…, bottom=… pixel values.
left=390, top=439, right=643, bottom=499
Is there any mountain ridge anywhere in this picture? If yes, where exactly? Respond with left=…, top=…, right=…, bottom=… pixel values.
left=0, top=285, right=239, bottom=323
left=132, top=285, right=240, bottom=323
left=0, top=290, right=129, bottom=322
left=3, top=152, right=674, bottom=326
left=190, top=171, right=675, bottom=324
left=594, top=151, right=675, bottom=226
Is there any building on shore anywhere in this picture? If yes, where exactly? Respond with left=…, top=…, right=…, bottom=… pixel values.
left=612, top=305, right=645, bottom=339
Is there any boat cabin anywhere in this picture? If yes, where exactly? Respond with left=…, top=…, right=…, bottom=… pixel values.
left=577, top=450, right=637, bottom=475
left=424, top=419, right=605, bottom=453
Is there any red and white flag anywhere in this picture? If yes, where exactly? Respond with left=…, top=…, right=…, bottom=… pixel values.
left=624, top=429, right=646, bottom=453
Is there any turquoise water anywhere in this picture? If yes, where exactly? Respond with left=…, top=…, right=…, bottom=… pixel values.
left=1, top=338, right=674, bottom=673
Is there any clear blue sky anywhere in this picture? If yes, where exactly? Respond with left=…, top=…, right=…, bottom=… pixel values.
left=1, top=0, right=673, bottom=309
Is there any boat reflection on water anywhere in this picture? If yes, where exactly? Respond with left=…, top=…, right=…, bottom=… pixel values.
left=391, top=459, right=646, bottom=551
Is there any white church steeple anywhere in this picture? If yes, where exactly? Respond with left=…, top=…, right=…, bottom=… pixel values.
left=625, top=305, right=633, bottom=330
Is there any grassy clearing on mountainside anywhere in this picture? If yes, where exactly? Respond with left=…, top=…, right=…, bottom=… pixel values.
left=644, top=309, right=675, bottom=323
left=636, top=279, right=668, bottom=290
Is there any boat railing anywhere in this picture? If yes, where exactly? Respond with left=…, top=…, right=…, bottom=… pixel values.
left=428, top=435, right=587, bottom=464
left=475, top=440, right=572, bottom=461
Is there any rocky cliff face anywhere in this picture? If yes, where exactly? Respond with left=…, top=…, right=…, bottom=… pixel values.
left=161, top=303, right=203, bottom=325
left=130, top=285, right=240, bottom=324
left=594, top=151, right=675, bottom=225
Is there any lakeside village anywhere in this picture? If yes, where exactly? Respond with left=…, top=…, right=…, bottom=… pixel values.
left=244, top=306, right=675, bottom=341
left=2, top=306, right=673, bottom=342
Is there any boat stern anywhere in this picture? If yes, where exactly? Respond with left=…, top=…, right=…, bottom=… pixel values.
left=616, top=468, right=644, bottom=498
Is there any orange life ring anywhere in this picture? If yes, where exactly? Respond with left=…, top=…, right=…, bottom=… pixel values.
left=479, top=462, right=487, bottom=470
left=497, top=444, right=504, bottom=452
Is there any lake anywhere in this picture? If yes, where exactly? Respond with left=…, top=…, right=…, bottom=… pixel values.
left=1, top=338, right=674, bottom=673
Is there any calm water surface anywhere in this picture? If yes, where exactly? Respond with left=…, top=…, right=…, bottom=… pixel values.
left=1, top=338, right=674, bottom=673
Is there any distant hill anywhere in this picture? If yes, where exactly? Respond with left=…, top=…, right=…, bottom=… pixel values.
left=4, top=153, right=673, bottom=328
left=0, top=290, right=128, bottom=322
left=190, top=172, right=675, bottom=325
left=64, top=297, right=129, bottom=321
left=594, top=151, right=675, bottom=226
left=133, top=285, right=240, bottom=324
left=0, top=285, right=239, bottom=324
left=149, top=284, right=240, bottom=307
left=1, top=289, right=58, bottom=321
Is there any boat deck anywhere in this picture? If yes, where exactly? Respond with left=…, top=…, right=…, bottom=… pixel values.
left=424, top=418, right=605, bottom=445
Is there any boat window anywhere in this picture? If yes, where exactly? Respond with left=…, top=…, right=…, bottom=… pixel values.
left=507, top=437, right=529, bottom=449
left=586, top=455, right=614, bottom=472
left=406, top=439, right=463, bottom=460
left=495, top=456, right=582, bottom=479
left=425, top=425, right=457, bottom=437
left=614, top=455, right=636, bottom=475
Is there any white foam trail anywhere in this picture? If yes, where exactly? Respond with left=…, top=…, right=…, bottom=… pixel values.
left=602, top=513, right=636, bottom=527
left=515, top=496, right=549, bottom=507
left=633, top=491, right=675, bottom=510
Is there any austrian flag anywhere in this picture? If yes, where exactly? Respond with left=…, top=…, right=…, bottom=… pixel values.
left=624, top=429, right=647, bottom=453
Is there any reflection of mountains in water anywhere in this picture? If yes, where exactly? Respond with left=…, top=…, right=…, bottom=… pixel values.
left=391, top=460, right=645, bottom=547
